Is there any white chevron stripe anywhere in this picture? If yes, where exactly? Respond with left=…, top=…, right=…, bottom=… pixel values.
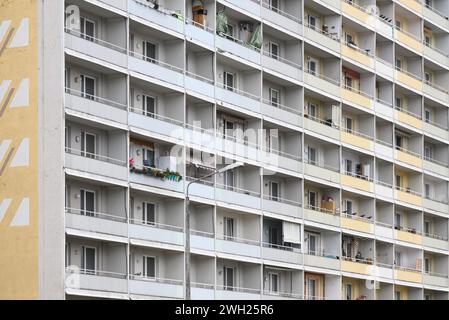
left=10, top=198, right=29, bottom=227
left=9, top=18, right=29, bottom=48
left=0, top=80, right=12, bottom=104
left=10, top=138, right=29, bottom=167
left=10, top=78, right=29, bottom=108
left=0, top=198, right=12, bottom=223
left=0, top=20, right=12, bottom=45
left=0, top=139, right=12, bottom=165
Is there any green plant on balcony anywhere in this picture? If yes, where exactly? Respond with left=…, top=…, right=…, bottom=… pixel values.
left=129, top=158, right=182, bottom=182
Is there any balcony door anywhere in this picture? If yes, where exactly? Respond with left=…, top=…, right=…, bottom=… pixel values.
left=307, top=190, right=317, bottom=209
left=269, top=181, right=279, bottom=202
left=223, top=266, right=235, bottom=291
left=143, top=256, right=156, bottom=279
left=223, top=72, right=235, bottom=91
left=269, top=0, right=279, bottom=12
left=306, top=232, right=320, bottom=255
left=80, top=17, right=95, bottom=42
left=268, top=273, right=279, bottom=293
left=223, top=217, right=235, bottom=240
left=143, top=41, right=157, bottom=63
left=268, top=42, right=279, bottom=59
left=142, top=202, right=155, bottom=225
left=142, top=95, right=156, bottom=118
left=269, top=88, right=280, bottom=107
left=307, top=59, right=317, bottom=75
left=80, top=75, right=95, bottom=100
left=223, top=170, right=235, bottom=191
left=81, top=246, right=96, bottom=274
left=142, top=148, right=155, bottom=168
left=81, top=131, right=96, bottom=159
left=268, top=225, right=279, bottom=246
left=305, top=146, right=317, bottom=165
left=80, top=189, right=95, bottom=217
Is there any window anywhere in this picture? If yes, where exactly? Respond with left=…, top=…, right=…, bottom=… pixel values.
left=424, top=109, right=431, bottom=123
left=344, top=76, right=353, bottom=89
left=425, top=294, right=432, bottom=300
left=424, top=220, right=431, bottom=236
left=395, top=135, right=403, bottom=149
left=80, top=189, right=95, bottom=217
left=269, top=181, right=279, bottom=201
left=80, top=75, right=95, bottom=100
left=344, top=200, right=353, bottom=215
left=345, top=33, right=354, bottom=45
left=395, top=20, right=402, bottom=29
left=307, top=59, right=317, bottom=75
left=394, top=213, right=401, bottom=229
left=142, top=95, right=156, bottom=117
left=395, top=97, right=402, bottom=110
left=224, top=217, right=235, bottom=239
left=424, top=34, right=431, bottom=46
left=424, top=257, right=431, bottom=274
left=224, top=119, right=234, bottom=135
left=306, top=232, right=320, bottom=255
left=308, top=191, right=317, bottom=208
left=143, top=256, right=156, bottom=278
left=224, top=170, right=235, bottom=190
left=268, top=225, right=279, bottom=245
left=307, top=146, right=317, bottom=165
left=223, top=72, right=234, bottom=91
left=226, top=24, right=234, bottom=38
left=308, top=103, right=317, bottom=118
left=81, top=246, right=96, bottom=274
left=270, top=0, right=279, bottom=12
left=81, top=132, right=96, bottom=158
left=345, top=284, right=353, bottom=300
left=307, top=279, right=316, bottom=300
left=269, top=88, right=280, bottom=107
left=395, top=175, right=402, bottom=189
left=425, top=183, right=431, bottom=199
left=269, top=42, right=280, bottom=59
left=395, top=251, right=402, bottom=266
left=80, top=17, right=95, bottom=41
left=142, top=202, right=155, bottom=225
left=142, top=148, right=155, bottom=168
left=395, top=291, right=401, bottom=300
left=425, top=72, right=432, bottom=83
left=308, top=15, right=316, bottom=29
left=224, top=267, right=234, bottom=290
left=425, top=0, right=432, bottom=8
left=345, top=159, right=352, bottom=174
left=143, top=41, right=157, bottom=63
left=395, top=58, right=402, bottom=70
left=269, top=273, right=279, bottom=293
left=344, top=117, right=353, bottom=132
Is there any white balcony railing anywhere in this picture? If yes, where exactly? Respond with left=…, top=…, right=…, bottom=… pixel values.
left=261, top=0, right=302, bottom=24
left=64, top=28, right=127, bottom=53
left=65, top=147, right=127, bottom=166
left=65, top=207, right=127, bottom=223
left=65, top=87, right=127, bottom=110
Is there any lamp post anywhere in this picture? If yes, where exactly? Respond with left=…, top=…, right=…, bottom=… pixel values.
left=185, top=161, right=243, bottom=300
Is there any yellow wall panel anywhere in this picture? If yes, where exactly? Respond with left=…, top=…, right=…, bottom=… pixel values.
left=341, top=131, right=373, bottom=151
left=0, top=0, right=39, bottom=299
left=341, top=88, right=373, bottom=109
left=341, top=217, right=374, bottom=234
left=341, top=174, right=374, bottom=193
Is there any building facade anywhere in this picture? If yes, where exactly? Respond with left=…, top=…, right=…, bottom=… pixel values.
left=1, top=0, right=449, bottom=300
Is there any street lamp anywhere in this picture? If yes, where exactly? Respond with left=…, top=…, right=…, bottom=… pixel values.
left=185, top=161, right=244, bottom=300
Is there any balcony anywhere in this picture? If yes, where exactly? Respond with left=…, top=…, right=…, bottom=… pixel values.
left=262, top=195, right=302, bottom=219
left=216, top=286, right=261, bottom=300
left=99, top=0, right=127, bottom=11
left=341, top=86, right=373, bottom=110
left=394, top=266, right=422, bottom=283
left=261, top=148, right=302, bottom=173
left=304, top=160, right=341, bottom=184
left=65, top=88, right=128, bottom=125
left=375, top=263, right=394, bottom=280
left=129, top=275, right=184, bottom=299
left=191, top=283, right=215, bottom=300
left=341, top=128, right=374, bottom=152
left=341, top=257, right=374, bottom=276
left=303, top=115, right=340, bottom=141
left=215, top=133, right=260, bottom=163
left=423, top=233, right=449, bottom=251
left=215, top=235, right=261, bottom=259
left=398, top=0, right=423, bottom=15
left=394, top=27, right=423, bottom=53
left=64, top=29, right=128, bottom=68
left=375, top=139, right=394, bottom=160
left=303, top=205, right=340, bottom=227
left=261, top=99, right=302, bottom=127
left=423, top=272, right=449, bottom=288
left=185, top=71, right=215, bottom=100
left=395, top=67, right=423, bottom=92
left=128, top=53, right=184, bottom=88
left=423, top=120, right=449, bottom=141
left=262, top=51, right=302, bottom=81
left=395, top=227, right=423, bottom=245
left=375, top=221, right=394, bottom=239
left=423, top=195, right=449, bottom=214
left=215, top=83, right=261, bottom=113
left=423, top=5, right=449, bottom=32
left=191, top=230, right=215, bottom=252
left=129, top=164, right=184, bottom=193
left=261, top=1, right=302, bottom=34
left=222, top=0, right=261, bottom=16
left=215, top=33, right=261, bottom=65
left=262, top=243, right=303, bottom=265
left=423, top=81, right=449, bottom=104
left=341, top=214, right=374, bottom=234
left=394, top=147, right=422, bottom=168
left=185, top=177, right=215, bottom=202
left=394, top=107, right=422, bottom=130
left=341, top=1, right=374, bottom=26
left=375, top=181, right=394, bottom=199
left=185, top=18, right=215, bottom=48
left=128, top=219, right=184, bottom=247
left=128, top=0, right=184, bottom=34
left=394, top=186, right=422, bottom=207
left=303, top=69, right=341, bottom=98
left=65, top=208, right=128, bottom=238
left=423, top=42, right=449, bottom=69
left=303, top=252, right=340, bottom=271
left=341, top=42, right=375, bottom=69
left=341, top=172, right=374, bottom=193
left=65, top=267, right=128, bottom=296
left=303, top=23, right=341, bottom=53
left=128, top=108, right=184, bottom=141
left=65, top=148, right=128, bottom=181
left=215, top=183, right=261, bottom=211
left=375, top=58, right=395, bottom=80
